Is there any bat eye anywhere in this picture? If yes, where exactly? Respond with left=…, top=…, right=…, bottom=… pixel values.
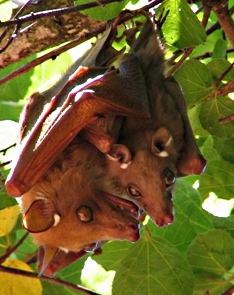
left=164, top=169, right=176, bottom=187
left=76, top=205, right=94, bottom=223
left=127, top=185, right=142, bottom=198
left=154, top=141, right=164, bottom=153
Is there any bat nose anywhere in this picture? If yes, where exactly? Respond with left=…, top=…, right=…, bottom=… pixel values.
left=155, top=213, right=174, bottom=227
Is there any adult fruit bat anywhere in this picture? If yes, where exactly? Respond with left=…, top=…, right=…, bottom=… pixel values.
left=105, top=18, right=206, bottom=226
left=21, top=137, right=140, bottom=276
left=5, top=26, right=150, bottom=197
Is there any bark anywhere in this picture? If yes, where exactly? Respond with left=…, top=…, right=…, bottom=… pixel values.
left=0, top=0, right=103, bottom=68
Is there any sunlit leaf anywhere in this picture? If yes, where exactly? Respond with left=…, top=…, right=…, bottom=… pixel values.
left=0, top=56, right=34, bottom=102
left=157, top=0, right=206, bottom=48
left=174, top=60, right=213, bottom=106
left=76, top=0, right=129, bottom=20
left=0, top=205, right=20, bottom=237
left=92, top=241, right=132, bottom=271
left=113, top=235, right=194, bottom=295
left=147, top=213, right=196, bottom=255
left=208, top=59, right=234, bottom=82
left=1, top=259, right=42, bottom=295
left=81, top=257, right=115, bottom=295
left=199, top=158, right=234, bottom=200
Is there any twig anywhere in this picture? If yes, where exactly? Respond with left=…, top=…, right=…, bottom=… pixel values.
left=0, top=0, right=164, bottom=86
left=221, top=285, right=234, bottom=295
left=217, top=78, right=234, bottom=97
left=0, top=0, right=123, bottom=28
left=0, top=232, right=29, bottom=264
left=0, top=23, right=107, bottom=86
left=215, top=62, right=234, bottom=87
left=166, top=46, right=194, bottom=77
left=219, top=114, right=234, bottom=124
left=0, top=265, right=100, bottom=295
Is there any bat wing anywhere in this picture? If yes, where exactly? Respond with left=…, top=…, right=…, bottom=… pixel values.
left=6, top=33, right=150, bottom=196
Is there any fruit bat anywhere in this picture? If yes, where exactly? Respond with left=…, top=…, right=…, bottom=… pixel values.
left=105, top=19, right=206, bottom=226
left=5, top=26, right=150, bottom=197
left=20, top=137, right=140, bottom=276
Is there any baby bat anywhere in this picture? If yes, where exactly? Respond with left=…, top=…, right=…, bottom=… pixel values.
left=21, top=137, right=140, bottom=276
left=105, top=18, right=206, bottom=227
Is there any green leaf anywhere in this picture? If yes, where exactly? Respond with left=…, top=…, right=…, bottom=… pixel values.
left=0, top=56, right=34, bottom=102
left=92, top=240, right=132, bottom=270
left=76, top=0, right=129, bottom=20
left=188, top=105, right=209, bottom=138
left=113, top=235, right=194, bottom=295
left=147, top=179, right=213, bottom=254
left=213, top=136, right=234, bottom=163
left=41, top=281, right=76, bottom=295
left=58, top=255, right=87, bottom=285
left=208, top=59, right=234, bottom=82
left=212, top=39, right=228, bottom=60
left=174, top=60, right=213, bottom=106
left=200, top=96, right=234, bottom=138
left=157, top=0, right=206, bottom=48
left=0, top=101, right=23, bottom=121
left=199, top=158, right=234, bottom=200
left=147, top=213, right=196, bottom=255
left=187, top=229, right=234, bottom=277
left=212, top=215, right=234, bottom=239
left=192, top=273, right=233, bottom=295
left=0, top=188, right=18, bottom=210
left=174, top=179, right=213, bottom=233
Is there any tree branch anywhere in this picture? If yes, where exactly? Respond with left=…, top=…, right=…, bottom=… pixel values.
left=0, top=265, right=100, bottom=295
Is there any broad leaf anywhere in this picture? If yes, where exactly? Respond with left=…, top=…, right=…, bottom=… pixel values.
left=1, top=259, right=42, bottom=295
left=157, top=0, right=206, bottom=48
left=187, top=229, right=234, bottom=294
left=113, top=235, right=194, bottom=295
left=192, top=273, right=233, bottom=295
left=0, top=205, right=20, bottom=237
left=92, top=240, right=132, bottom=270
left=200, top=96, right=234, bottom=138
left=77, top=0, right=129, bottom=20
left=199, top=158, right=234, bottom=200
left=174, top=60, right=213, bottom=106
left=213, top=136, right=234, bottom=163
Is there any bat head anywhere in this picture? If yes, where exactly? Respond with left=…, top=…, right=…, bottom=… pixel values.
left=20, top=139, right=140, bottom=275
left=106, top=124, right=180, bottom=227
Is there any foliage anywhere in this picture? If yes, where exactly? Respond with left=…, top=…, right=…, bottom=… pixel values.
left=0, top=0, right=234, bottom=294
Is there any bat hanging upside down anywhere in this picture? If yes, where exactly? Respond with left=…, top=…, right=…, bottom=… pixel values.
left=21, top=137, right=141, bottom=276
left=5, top=16, right=206, bottom=276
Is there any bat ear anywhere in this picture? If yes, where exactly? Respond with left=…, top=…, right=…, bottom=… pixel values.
left=22, top=199, right=60, bottom=233
left=177, top=153, right=207, bottom=176
left=151, top=127, right=172, bottom=157
left=107, top=144, right=132, bottom=169
left=164, top=77, right=206, bottom=176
